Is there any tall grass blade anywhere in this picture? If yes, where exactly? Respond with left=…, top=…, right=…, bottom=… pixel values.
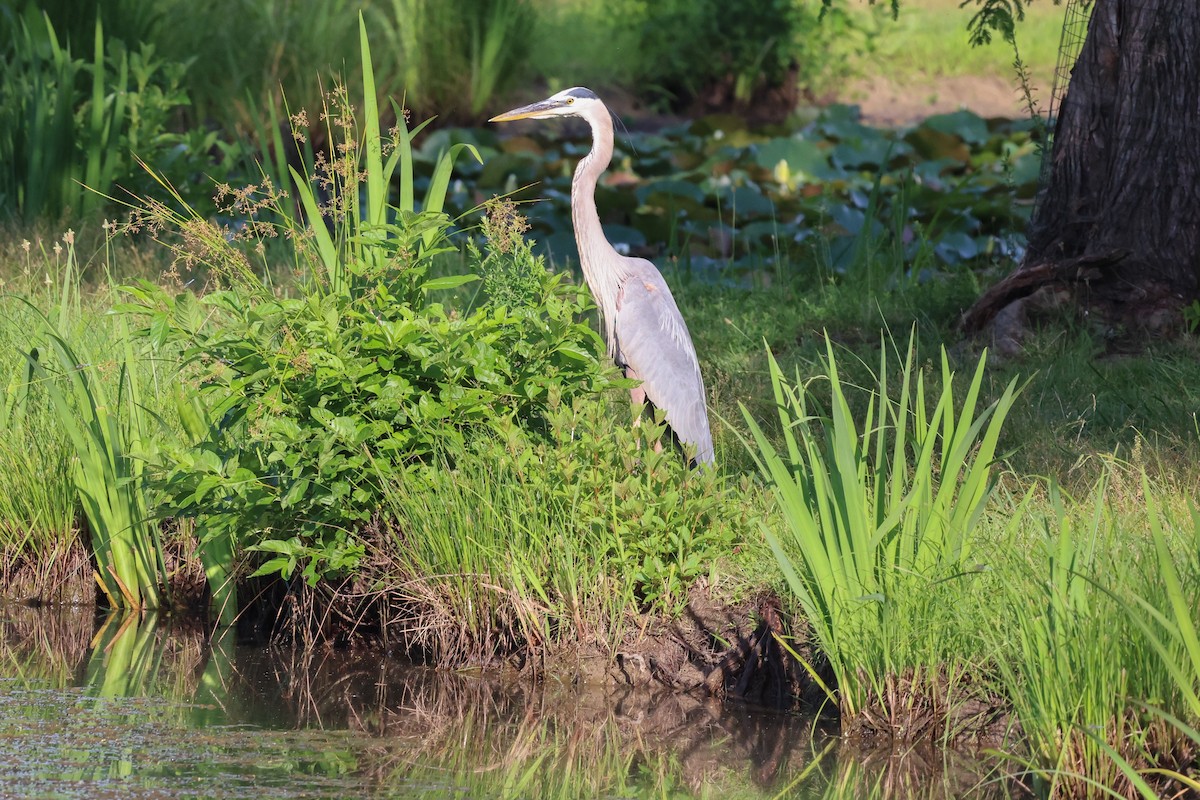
left=360, top=13, right=385, bottom=232
left=24, top=313, right=163, bottom=610
left=740, top=330, right=1018, bottom=718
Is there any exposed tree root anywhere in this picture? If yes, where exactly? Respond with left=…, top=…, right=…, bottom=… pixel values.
left=960, top=251, right=1196, bottom=358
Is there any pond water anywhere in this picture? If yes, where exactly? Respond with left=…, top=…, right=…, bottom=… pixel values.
left=0, top=606, right=1008, bottom=799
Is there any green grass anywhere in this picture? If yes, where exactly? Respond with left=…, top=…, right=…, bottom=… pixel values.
left=0, top=224, right=189, bottom=608
left=740, top=331, right=1018, bottom=727
left=672, top=269, right=1200, bottom=489
left=0, top=4, right=1196, bottom=788
left=375, top=392, right=751, bottom=664
left=851, top=0, right=1066, bottom=90
left=975, top=470, right=1199, bottom=797
left=1, top=214, right=1198, bottom=792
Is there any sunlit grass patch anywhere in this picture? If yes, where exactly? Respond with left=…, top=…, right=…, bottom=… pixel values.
left=743, top=330, right=1019, bottom=733
left=851, top=0, right=1065, bottom=88
left=983, top=469, right=1200, bottom=797
left=375, top=392, right=753, bottom=666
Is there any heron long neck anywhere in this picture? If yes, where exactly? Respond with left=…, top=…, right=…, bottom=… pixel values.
left=571, top=108, right=625, bottom=357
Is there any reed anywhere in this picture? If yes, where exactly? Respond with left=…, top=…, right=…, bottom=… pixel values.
left=30, top=325, right=164, bottom=610
left=980, top=469, right=1200, bottom=798
left=0, top=230, right=167, bottom=609
left=1089, top=476, right=1200, bottom=797
left=741, top=331, right=1019, bottom=723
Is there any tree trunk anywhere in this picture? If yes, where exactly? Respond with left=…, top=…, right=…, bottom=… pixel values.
left=962, top=0, right=1200, bottom=334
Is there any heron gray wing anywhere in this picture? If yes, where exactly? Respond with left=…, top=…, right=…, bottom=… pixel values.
left=613, top=260, right=715, bottom=465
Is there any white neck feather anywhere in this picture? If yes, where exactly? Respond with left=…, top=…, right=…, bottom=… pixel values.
left=570, top=107, right=628, bottom=359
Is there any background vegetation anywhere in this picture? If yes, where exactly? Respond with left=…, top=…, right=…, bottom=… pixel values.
left=1, top=0, right=1197, bottom=796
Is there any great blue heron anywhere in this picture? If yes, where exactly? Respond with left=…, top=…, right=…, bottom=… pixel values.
left=490, top=87, right=715, bottom=466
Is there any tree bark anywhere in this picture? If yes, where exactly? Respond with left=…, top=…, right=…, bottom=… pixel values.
left=962, top=0, right=1200, bottom=333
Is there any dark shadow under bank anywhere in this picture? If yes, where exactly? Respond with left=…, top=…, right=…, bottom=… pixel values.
left=0, top=604, right=1022, bottom=799
left=6, top=538, right=815, bottom=708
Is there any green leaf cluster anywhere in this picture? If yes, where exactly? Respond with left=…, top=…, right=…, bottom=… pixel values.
left=121, top=222, right=618, bottom=586
left=742, top=330, right=1020, bottom=717
left=0, top=7, right=212, bottom=221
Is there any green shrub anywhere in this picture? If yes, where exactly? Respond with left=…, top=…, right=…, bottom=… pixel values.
left=372, top=199, right=744, bottom=662
left=116, top=21, right=626, bottom=591
left=609, top=0, right=879, bottom=110
left=122, top=203, right=620, bottom=585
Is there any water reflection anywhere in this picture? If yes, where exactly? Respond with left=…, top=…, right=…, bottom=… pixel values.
left=0, top=606, right=1015, bottom=798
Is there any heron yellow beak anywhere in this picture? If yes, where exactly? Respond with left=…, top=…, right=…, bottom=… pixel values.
left=489, top=98, right=564, bottom=123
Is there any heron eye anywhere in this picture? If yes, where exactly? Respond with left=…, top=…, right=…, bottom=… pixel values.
left=566, top=97, right=575, bottom=105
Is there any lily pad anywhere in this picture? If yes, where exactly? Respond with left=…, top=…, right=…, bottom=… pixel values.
left=920, top=110, right=990, bottom=146
left=814, top=104, right=867, bottom=137
left=933, top=231, right=981, bottom=263
left=905, top=127, right=971, bottom=164
left=753, top=137, right=828, bottom=180
left=601, top=224, right=647, bottom=252
left=830, top=136, right=912, bottom=171
left=477, top=152, right=541, bottom=188
left=719, top=184, right=777, bottom=218
left=690, top=113, right=749, bottom=136
left=635, top=178, right=707, bottom=206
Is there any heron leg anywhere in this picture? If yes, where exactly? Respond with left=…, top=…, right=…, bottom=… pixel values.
left=627, top=369, right=663, bottom=453
left=627, top=367, right=646, bottom=425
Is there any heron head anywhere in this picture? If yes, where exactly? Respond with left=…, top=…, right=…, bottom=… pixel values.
left=489, top=87, right=601, bottom=123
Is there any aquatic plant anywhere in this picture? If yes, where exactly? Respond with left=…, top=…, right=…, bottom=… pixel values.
left=0, top=232, right=167, bottom=611
left=1087, top=476, right=1199, bottom=798
left=0, top=341, right=77, bottom=586
left=742, top=331, right=1019, bottom=728
left=980, top=468, right=1200, bottom=799
left=987, top=479, right=1136, bottom=796
left=378, top=389, right=742, bottom=664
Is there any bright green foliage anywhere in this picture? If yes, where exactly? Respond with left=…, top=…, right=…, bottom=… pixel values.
left=1083, top=479, right=1200, bottom=797
left=121, top=230, right=617, bottom=587
left=116, top=20, right=622, bottom=590
left=984, top=474, right=1200, bottom=797
left=27, top=320, right=164, bottom=610
left=989, top=481, right=1132, bottom=794
left=381, top=391, right=743, bottom=662
left=117, top=17, right=631, bottom=603
left=472, top=199, right=544, bottom=310
left=0, top=9, right=203, bottom=221
left=1128, top=489, right=1200, bottom=796
left=0, top=341, right=76, bottom=574
left=1136, top=484, right=1200, bottom=723
left=742, top=331, right=1019, bottom=718
left=0, top=232, right=166, bottom=610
